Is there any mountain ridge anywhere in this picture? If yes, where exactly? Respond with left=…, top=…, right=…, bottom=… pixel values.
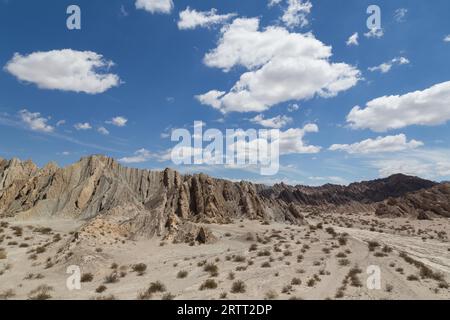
left=0, top=155, right=447, bottom=241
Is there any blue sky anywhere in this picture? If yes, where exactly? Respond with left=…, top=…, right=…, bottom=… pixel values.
left=1, top=0, right=450, bottom=185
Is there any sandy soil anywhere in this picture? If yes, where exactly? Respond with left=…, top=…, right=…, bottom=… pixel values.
left=0, top=215, right=449, bottom=300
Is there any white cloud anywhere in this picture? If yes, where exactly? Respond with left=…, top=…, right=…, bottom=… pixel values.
left=277, top=124, right=321, bottom=154
left=178, top=7, right=237, bottom=30
left=368, top=56, right=409, bottom=73
left=281, top=0, right=312, bottom=28
left=330, top=134, right=423, bottom=154
left=107, top=116, right=128, bottom=127
left=268, top=0, right=283, bottom=7
left=135, top=0, right=173, bottom=14
left=308, top=176, right=348, bottom=185
left=394, top=8, right=408, bottom=22
left=347, top=81, right=450, bottom=132
left=198, top=18, right=360, bottom=113
left=346, top=32, right=359, bottom=46
left=19, top=109, right=54, bottom=133
left=250, top=114, right=293, bottom=128
left=288, top=103, right=300, bottom=112
left=119, top=148, right=153, bottom=164
left=56, top=120, right=66, bottom=127
left=444, top=35, right=450, bottom=42
left=370, top=149, right=450, bottom=179
left=97, top=127, right=110, bottom=135
left=364, top=28, right=384, bottom=39
left=4, top=49, right=120, bottom=94
left=74, top=122, right=92, bottom=130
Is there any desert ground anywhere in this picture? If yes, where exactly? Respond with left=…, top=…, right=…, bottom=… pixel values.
left=0, top=214, right=449, bottom=300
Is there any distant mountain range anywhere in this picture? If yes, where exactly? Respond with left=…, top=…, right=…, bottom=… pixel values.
left=1, top=155, right=448, bottom=239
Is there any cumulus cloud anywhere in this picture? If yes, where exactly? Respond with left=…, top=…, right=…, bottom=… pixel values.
left=330, top=134, right=423, bottom=154
left=4, top=49, right=120, bottom=94
left=281, top=0, right=312, bottom=28
left=119, top=148, right=153, bottom=164
left=74, top=122, right=92, bottom=130
left=250, top=114, right=293, bottom=128
left=178, top=7, right=237, bottom=30
left=277, top=124, right=321, bottom=154
left=56, top=120, right=66, bottom=127
left=268, top=0, right=283, bottom=7
left=97, top=127, right=110, bottom=135
left=368, top=56, right=409, bottom=73
left=107, top=116, right=128, bottom=127
left=444, top=35, right=450, bottom=42
left=370, top=149, right=450, bottom=179
left=346, top=32, right=359, bottom=46
left=19, top=109, right=54, bottom=133
left=197, top=18, right=360, bottom=113
left=135, top=0, right=173, bottom=14
left=347, top=81, right=450, bottom=132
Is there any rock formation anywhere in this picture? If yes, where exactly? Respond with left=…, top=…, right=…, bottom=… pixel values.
left=0, top=155, right=448, bottom=241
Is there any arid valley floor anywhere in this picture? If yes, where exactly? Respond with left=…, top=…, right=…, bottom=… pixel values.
left=1, top=214, right=449, bottom=300
left=0, top=156, right=449, bottom=300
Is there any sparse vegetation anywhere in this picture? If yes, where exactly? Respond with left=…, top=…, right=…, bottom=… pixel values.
left=28, top=285, right=53, bottom=300
left=81, top=273, right=94, bottom=283
left=200, top=279, right=218, bottom=290
left=177, top=270, right=188, bottom=279
left=132, top=263, right=147, bottom=276
left=231, top=280, right=246, bottom=294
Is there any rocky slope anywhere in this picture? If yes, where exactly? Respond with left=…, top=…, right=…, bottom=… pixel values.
left=0, top=156, right=447, bottom=241
left=376, top=183, right=450, bottom=219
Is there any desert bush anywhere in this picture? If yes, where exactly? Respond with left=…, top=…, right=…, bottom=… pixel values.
left=367, top=241, right=380, bottom=252
left=35, top=246, right=45, bottom=254
left=231, top=280, right=246, bottom=294
left=338, top=259, right=350, bottom=266
left=177, top=270, right=188, bottom=279
left=34, top=227, right=52, bottom=235
left=407, top=274, right=419, bottom=281
left=257, top=249, right=271, bottom=257
left=291, top=278, right=301, bottom=285
left=307, top=278, right=316, bottom=287
left=261, top=261, right=271, bottom=268
left=265, top=290, right=278, bottom=300
left=249, top=244, right=258, bottom=252
left=336, top=252, right=347, bottom=258
left=148, top=281, right=166, bottom=293
left=96, top=285, right=107, bottom=293
left=338, top=235, right=348, bottom=246
left=28, top=285, right=53, bottom=300
left=104, top=272, right=119, bottom=284
left=233, top=255, right=246, bottom=263
left=132, top=263, right=147, bottom=276
left=281, top=285, right=293, bottom=294
left=200, top=279, right=218, bottom=290
left=386, top=284, right=394, bottom=292
left=81, top=273, right=94, bottom=283
left=228, top=272, right=235, bottom=280
left=204, top=263, right=219, bottom=276
left=419, top=266, right=444, bottom=281
left=197, top=260, right=207, bottom=267
left=162, top=293, right=175, bottom=300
